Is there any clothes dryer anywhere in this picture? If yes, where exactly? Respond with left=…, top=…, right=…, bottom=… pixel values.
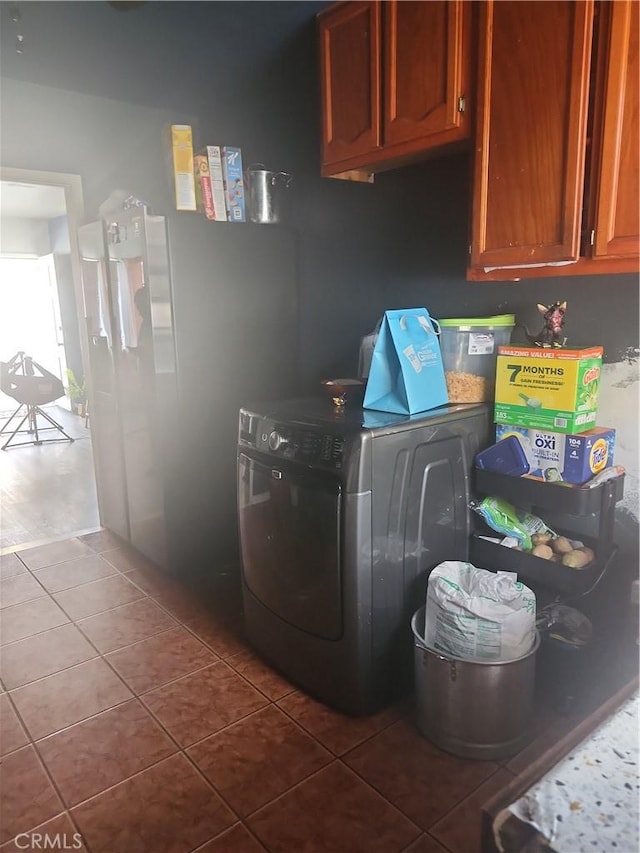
left=238, top=397, right=490, bottom=714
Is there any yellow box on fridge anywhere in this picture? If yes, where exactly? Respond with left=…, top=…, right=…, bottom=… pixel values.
left=494, top=345, right=603, bottom=434
left=165, top=124, right=196, bottom=211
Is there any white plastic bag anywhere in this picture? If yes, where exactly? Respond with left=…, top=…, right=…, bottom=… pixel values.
left=424, top=561, right=536, bottom=662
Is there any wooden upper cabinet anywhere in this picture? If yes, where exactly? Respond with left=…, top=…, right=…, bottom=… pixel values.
left=319, top=1, right=381, bottom=174
left=319, top=0, right=471, bottom=177
left=383, top=0, right=470, bottom=149
left=590, top=0, right=639, bottom=259
left=470, top=0, right=594, bottom=270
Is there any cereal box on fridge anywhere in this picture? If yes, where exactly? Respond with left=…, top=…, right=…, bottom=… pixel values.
left=193, top=152, right=215, bottom=220
left=205, top=146, right=228, bottom=222
left=494, top=345, right=603, bottom=434
left=165, top=124, right=196, bottom=212
left=222, top=146, right=246, bottom=222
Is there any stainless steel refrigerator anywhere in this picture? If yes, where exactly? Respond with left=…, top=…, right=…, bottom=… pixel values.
left=78, top=206, right=298, bottom=574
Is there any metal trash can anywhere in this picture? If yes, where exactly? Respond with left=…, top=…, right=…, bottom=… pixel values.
left=411, top=606, right=540, bottom=760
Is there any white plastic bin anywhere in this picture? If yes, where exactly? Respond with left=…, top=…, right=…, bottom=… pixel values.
left=438, top=314, right=515, bottom=402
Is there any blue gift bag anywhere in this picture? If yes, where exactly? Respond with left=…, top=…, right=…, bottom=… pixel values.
left=363, top=308, right=449, bottom=414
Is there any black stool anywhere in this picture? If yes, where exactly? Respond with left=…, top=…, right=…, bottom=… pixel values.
left=0, top=352, right=74, bottom=450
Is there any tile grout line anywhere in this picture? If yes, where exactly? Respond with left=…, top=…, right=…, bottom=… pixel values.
left=134, top=583, right=251, bottom=659
left=10, top=641, right=509, bottom=853
left=1, top=572, right=159, bottom=649
left=47, top=573, right=149, bottom=622
left=6, top=536, right=617, bottom=853
left=0, top=529, right=106, bottom=560
left=126, top=642, right=349, bottom=837
left=29, top=583, right=155, bottom=657
left=8, top=561, right=314, bottom=751
left=6, top=591, right=251, bottom=727
left=265, top=697, right=454, bottom=838
left=0, top=573, right=49, bottom=610
left=16, top=636, right=242, bottom=852
left=30, top=557, right=124, bottom=594
left=38, top=593, right=343, bottom=847
left=11, top=542, right=99, bottom=574
left=274, top=697, right=403, bottom=760
left=427, top=763, right=508, bottom=844
left=68, top=600, right=178, bottom=656
left=184, top=821, right=268, bottom=853
left=1, top=689, right=31, bottom=756
left=9, top=653, right=480, bottom=850
left=5, top=586, right=144, bottom=740
left=1, top=545, right=235, bottom=850
left=13, top=541, right=141, bottom=581
left=10, top=682, right=134, bottom=745
left=1, top=594, right=175, bottom=692
left=21, top=588, right=270, bottom=838
left=1, top=643, right=102, bottom=692
left=134, top=658, right=228, bottom=703
left=5, top=541, right=438, bottom=852
left=235, top=754, right=423, bottom=848
left=2, top=540, right=272, bottom=850
left=49, top=725, right=249, bottom=848
left=338, top=758, right=425, bottom=838
left=1, top=690, right=96, bottom=853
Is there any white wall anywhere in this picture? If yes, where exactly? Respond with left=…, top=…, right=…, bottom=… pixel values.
left=1, top=218, right=51, bottom=256
left=600, top=360, right=640, bottom=520
left=0, top=77, right=194, bottom=219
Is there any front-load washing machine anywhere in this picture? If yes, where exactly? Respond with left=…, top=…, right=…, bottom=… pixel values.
left=238, top=397, right=490, bottom=715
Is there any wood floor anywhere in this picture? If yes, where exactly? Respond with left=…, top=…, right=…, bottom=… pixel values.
left=0, top=405, right=100, bottom=552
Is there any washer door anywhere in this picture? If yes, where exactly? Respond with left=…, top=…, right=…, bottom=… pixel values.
left=238, top=452, right=343, bottom=640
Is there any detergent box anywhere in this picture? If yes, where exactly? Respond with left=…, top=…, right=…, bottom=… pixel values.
left=495, top=425, right=616, bottom=484
left=494, top=345, right=603, bottom=434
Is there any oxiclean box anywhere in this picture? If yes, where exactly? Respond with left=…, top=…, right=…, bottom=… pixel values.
left=494, top=345, right=603, bottom=434
left=495, top=424, right=615, bottom=484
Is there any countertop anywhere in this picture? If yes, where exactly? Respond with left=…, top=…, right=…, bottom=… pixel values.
left=481, top=675, right=640, bottom=853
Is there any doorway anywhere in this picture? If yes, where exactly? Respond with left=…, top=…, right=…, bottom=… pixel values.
left=0, top=168, right=100, bottom=552
left=0, top=256, right=70, bottom=413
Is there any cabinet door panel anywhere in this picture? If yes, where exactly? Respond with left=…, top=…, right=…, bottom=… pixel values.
left=319, top=1, right=381, bottom=170
left=471, top=0, right=594, bottom=269
left=592, top=0, right=639, bottom=259
left=384, top=0, right=469, bottom=148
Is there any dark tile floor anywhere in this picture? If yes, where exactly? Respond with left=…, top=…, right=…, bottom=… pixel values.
left=0, top=532, right=610, bottom=853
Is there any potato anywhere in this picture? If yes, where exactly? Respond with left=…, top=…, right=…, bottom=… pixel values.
left=532, top=532, right=553, bottom=546
left=531, top=544, right=554, bottom=560
left=578, top=546, right=596, bottom=563
left=561, top=549, right=592, bottom=569
left=551, top=536, right=573, bottom=554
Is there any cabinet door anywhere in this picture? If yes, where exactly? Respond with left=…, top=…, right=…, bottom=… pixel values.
left=319, top=1, right=381, bottom=173
left=383, top=0, right=470, bottom=150
left=470, top=0, right=594, bottom=269
left=591, top=0, right=639, bottom=259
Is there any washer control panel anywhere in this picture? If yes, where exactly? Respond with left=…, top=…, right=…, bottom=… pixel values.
left=241, top=415, right=346, bottom=469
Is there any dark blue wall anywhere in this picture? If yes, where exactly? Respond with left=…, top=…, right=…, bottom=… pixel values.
left=2, top=2, right=637, bottom=569
left=3, top=2, right=636, bottom=380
